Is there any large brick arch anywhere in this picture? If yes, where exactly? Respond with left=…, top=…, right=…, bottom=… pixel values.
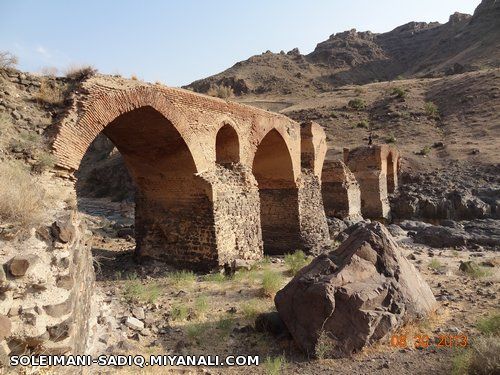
left=53, top=86, right=208, bottom=173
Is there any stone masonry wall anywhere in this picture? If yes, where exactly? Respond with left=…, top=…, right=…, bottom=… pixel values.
left=202, top=164, right=263, bottom=265
left=322, top=160, right=362, bottom=220
left=134, top=191, right=219, bottom=271
left=298, top=169, right=330, bottom=254
left=259, top=189, right=302, bottom=255
left=0, top=211, right=94, bottom=362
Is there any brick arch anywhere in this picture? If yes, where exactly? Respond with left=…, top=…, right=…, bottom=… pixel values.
left=52, top=86, right=209, bottom=173
left=249, top=125, right=300, bottom=185
left=214, top=120, right=241, bottom=165
left=252, top=128, right=301, bottom=254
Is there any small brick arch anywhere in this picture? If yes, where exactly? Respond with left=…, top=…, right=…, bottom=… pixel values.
left=215, top=122, right=241, bottom=165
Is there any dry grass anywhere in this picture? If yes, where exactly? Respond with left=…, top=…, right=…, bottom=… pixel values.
left=207, top=84, right=233, bottom=99
left=64, top=64, right=97, bottom=80
left=35, top=78, right=64, bottom=105
left=0, top=161, right=47, bottom=229
left=0, top=51, right=18, bottom=69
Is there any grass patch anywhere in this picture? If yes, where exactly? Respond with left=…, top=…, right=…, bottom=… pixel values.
left=419, top=145, right=431, bottom=156
left=460, top=261, right=493, bottom=279
left=186, top=322, right=209, bottom=342
left=0, top=161, right=46, bottom=229
left=424, top=101, right=440, bottom=119
left=241, top=299, right=268, bottom=321
left=284, top=250, right=310, bottom=276
left=169, top=270, right=196, bottom=287
left=123, top=280, right=163, bottom=304
left=202, top=273, right=226, bottom=283
left=391, top=86, right=406, bottom=99
left=315, top=330, right=335, bottom=359
left=428, top=259, right=444, bottom=271
left=216, top=316, right=234, bottom=335
left=452, top=336, right=500, bottom=375
left=261, top=270, right=285, bottom=298
left=263, top=355, right=287, bottom=375
left=354, top=86, right=364, bottom=96
left=170, top=304, right=190, bottom=321
left=348, top=98, right=365, bottom=110
left=194, top=296, right=209, bottom=317
left=35, top=78, right=64, bottom=105
left=476, top=313, right=500, bottom=336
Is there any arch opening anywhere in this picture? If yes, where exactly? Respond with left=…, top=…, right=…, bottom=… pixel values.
left=387, top=152, right=395, bottom=194
left=75, top=106, right=218, bottom=272
left=215, top=124, right=240, bottom=165
left=253, top=129, right=301, bottom=255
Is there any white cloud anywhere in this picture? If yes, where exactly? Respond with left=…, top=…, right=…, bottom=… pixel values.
left=35, top=45, right=51, bottom=59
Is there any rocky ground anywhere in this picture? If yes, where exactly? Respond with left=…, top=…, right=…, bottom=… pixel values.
left=79, top=198, right=499, bottom=375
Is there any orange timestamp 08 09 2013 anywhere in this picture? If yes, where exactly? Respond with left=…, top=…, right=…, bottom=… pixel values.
left=390, top=334, right=468, bottom=349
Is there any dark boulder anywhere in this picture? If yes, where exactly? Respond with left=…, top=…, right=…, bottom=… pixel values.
left=275, top=223, right=437, bottom=357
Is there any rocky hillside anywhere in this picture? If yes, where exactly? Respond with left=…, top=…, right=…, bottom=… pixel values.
left=186, top=0, right=499, bottom=97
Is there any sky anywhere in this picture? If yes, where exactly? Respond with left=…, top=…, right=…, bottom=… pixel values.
left=0, top=0, right=480, bottom=87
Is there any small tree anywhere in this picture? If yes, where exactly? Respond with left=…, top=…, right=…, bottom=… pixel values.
left=0, top=51, right=18, bottom=69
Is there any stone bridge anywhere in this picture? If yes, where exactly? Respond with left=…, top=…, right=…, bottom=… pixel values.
left=51, top=77, right=330, bottom=270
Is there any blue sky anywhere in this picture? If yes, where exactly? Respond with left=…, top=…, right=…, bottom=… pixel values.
left=0, top=0, right=479, bottom=86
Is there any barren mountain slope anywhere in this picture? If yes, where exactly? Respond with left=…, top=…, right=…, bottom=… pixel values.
left=186, top=0, right=500, bottom=96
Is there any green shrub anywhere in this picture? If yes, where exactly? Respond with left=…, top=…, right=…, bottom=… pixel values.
left=391, top=87, right=406, bottom=99
left=284, top=250, right=310, bottom=275
left=261, top=270, right=285, bottom=297
left=241, top=299, right=267, bottom=321
left=348, top=98, right=365, bottom=110
left=428, top=259, right=444, bottom=271
left=170, top=304, right=189, bottom=321
left=263, top=356, right=287, bottom=375
left=424, top=101, right=440, bottom=119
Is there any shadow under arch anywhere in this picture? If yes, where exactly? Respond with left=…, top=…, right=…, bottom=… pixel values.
left=252, top=129, right=301, bottom=254
left=76, top=105, right=218, bottom=271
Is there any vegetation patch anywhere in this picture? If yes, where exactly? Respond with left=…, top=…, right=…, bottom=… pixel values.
left=123, top=280, right=164, bottom=304
left=284, top=250, right=311, bottom=276
left=261, top=270, right=285, bottom=298
left=424, top=101, right=440, bottom=119
left=207, top=84, right=233, bottom=99
left=348, top=98, right=365, bottom=110
left=263, top=355, right=287, bottom=375
left=0, top=161, right=46, bottom=229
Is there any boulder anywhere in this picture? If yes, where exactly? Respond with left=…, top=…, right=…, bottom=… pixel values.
left=413, top=225, right=469, bottom=248
left=275, top=223, right=437, bottom=357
